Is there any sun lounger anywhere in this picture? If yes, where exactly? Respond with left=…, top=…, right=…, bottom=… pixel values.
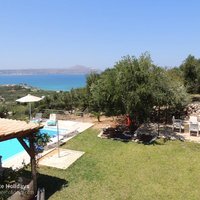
left=32, top=113, right=43, bottom=123
left=46, top=114, right=57, bottom=126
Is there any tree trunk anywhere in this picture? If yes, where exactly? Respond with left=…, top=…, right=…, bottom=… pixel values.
left=157, top=106, right=160, bottom=136
left=97, top=114, right=100, bottom=122
left=165, top=105, right=168, bottom=124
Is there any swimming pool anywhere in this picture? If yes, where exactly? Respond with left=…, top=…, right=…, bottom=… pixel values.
left=0, top=127, right=67, bottom=161
left=0, top=139, right=25, bottom=161
left=39, top=127, right=66, bottom=138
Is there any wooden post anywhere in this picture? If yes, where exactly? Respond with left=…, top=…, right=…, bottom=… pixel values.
left=29, top=102, right=32, bottom=121
left=29, top=134, right=37, bottom=195
left=0, top=155, right=2, bottom=169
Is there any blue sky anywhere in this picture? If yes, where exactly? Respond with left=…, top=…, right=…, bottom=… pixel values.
left=0, top=0, right=199, bottom=69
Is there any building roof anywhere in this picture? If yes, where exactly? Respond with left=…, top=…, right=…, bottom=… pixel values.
left=0, top=118, right=43, bottom=142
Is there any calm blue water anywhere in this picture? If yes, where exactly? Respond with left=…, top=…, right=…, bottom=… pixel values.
left=0, top=74, right=86, bottom=91
left=39, top=127, right=66, bottom=137
left=0, top=138, right=25, bottom=161
left=0, top=128, right=66, bottom=161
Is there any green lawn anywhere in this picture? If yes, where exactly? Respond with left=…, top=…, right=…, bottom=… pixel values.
left=37, top=128, right=200, bottom=200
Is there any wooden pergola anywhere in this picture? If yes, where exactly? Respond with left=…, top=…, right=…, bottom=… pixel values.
left=0, top=118, right=43, bottom=195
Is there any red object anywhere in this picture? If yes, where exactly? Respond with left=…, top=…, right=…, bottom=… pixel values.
left=126, top=115, right=131, bottom=127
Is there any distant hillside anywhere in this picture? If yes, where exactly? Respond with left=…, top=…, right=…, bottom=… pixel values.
left=0, top=65, right=101, bottom=75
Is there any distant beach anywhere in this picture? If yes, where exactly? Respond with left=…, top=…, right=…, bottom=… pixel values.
left=0, top=74, right=86, bottom=91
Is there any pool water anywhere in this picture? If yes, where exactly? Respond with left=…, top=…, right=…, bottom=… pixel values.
left=0, top=128, right=66, bottom=161
left=0, top=138, right=25, bottom=161
left=39, top=128, right=66, bottom=138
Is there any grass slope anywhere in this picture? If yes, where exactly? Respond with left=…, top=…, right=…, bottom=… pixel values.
left=38, top=128, right=200, bottom=200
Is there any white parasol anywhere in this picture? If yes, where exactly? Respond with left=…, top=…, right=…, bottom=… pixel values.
left=16, top=94, right=43, bottom=120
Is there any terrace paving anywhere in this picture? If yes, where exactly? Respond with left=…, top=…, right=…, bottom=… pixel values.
left=38, top=148, right=85, bottom=169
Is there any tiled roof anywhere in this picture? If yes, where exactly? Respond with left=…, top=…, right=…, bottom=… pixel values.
left=0, top=118, right=43, bottom=142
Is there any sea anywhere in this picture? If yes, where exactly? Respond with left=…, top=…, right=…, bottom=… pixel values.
left=0, top=74, right=86, bottom=91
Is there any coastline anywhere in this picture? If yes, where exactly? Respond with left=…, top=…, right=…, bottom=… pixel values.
left=0, top=74, right=86, bottom=91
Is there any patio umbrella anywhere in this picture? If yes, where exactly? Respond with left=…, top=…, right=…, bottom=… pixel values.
left=16, top=94, right=43, bottom=120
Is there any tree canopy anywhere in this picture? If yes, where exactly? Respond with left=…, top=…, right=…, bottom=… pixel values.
left=180, top=55, right=200, bottom=93
left=86, top=53, right=190, bottom=123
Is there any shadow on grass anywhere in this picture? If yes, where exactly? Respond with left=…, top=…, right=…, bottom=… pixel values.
left=113, top=138, right=131, bottom=143
left=21, top=170, right=68, bottom=199
left=37, top=172, right=68, bottom=199
left=142, top=140, right=165, bottom=146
